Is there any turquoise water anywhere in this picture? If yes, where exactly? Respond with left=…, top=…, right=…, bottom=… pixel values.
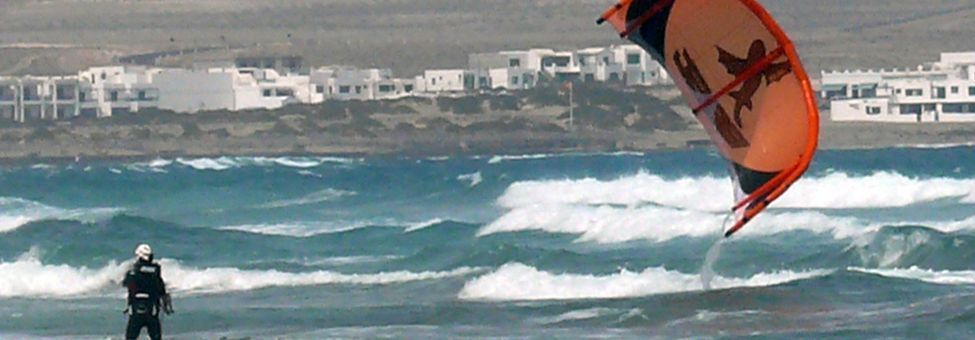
left=0, top=147, right=974, bottom=338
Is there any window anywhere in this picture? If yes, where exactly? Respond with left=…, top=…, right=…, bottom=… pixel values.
left=602, top=56, right=610, bottom=65
left=943, top=103, right=965, bottom=113
left=379, top=84, right=394, bottom=92
left=263, top=89, right=273, bottom=97
left=933, top=87, right=946, bottom=99
left=109, top=91, right=119, bottom=102
left=905, top=89, right=923, bottom=97
left=924, top=104, right=937, bottom=112
left=431, top=78, right=437, bottom=85
left=138, top=90, right=147, bottom=101
left=355, top=86, right=362, bottom=94
left=895, top=89, right=902, bottom=94
left=969, top=86, right=975, bottom=96
left=627, top=53, right=641, bottom=65
left=952, top=86, right=959, bottom=94
left=866, top=106, right=881, bottom=115
left=316, top=85, right=325, bottom=93
left=509, top=58, right=520, bottom=67
left=511, top=76, right=519, bottom=85
left=339, top=86, right=350, bottom=94
left=404, top=84, right=413, bottom=92
left=900, top=104, right=922, bottom=114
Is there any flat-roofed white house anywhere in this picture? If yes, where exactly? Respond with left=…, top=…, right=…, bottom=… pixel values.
left=0, top=75, right=83, bottom=121
left=467, top=45, right=668, bottom=90
left=78, top=66, right=161, bottom=118
left=822, top=52, right=975, bottom=123
left=467, top=49, right=553, bottom=90
left=418, top=69, right=468, bottom=93
left=311, top=67, right=414, bottom=101
left=153, top=67, right=291, bottom=113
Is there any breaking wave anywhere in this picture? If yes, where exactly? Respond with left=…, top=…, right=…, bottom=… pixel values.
left=458, top=263, right=829, bottom=301
left=498, top=172, right=975, bottom=211
left=479, top=204, right=975, bottom=243
left=488, top=154, right=560, bottom=164
left=170, top=156, right=360, bottom=171
left=217, top=221, right=372, bottom=237
left=0, top=249, right=480, bottom=298
left=849, top=267, right=975, bottom=285
left=457, top=171, right=483, bottom=187
left=403, top=218, right=446, bottom=233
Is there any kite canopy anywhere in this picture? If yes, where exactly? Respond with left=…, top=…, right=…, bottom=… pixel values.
left=599, top=0, right=819, bottom=237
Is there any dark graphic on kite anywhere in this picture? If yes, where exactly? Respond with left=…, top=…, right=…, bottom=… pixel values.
left=674, top=49, right=750, bottom=148
left=717, top=40, right=792, bottom=127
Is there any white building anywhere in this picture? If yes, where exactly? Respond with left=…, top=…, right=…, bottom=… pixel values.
left=822, top=52, right=975, bottom=123
left=78, top=66, right=160, bottom=118
left=418, top=69, right=468, bottom=93
left=466, top=45, right=669, bottom=91
left=310, top=67, right=416, bottom=101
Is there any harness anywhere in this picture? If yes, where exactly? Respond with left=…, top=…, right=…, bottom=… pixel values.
left=127, top=263, right=161, bottom=316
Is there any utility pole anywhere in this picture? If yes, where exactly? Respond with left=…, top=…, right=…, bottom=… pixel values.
left=568, top=81, right=574, bottom=130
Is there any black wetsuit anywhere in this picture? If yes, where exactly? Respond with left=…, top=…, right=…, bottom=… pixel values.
left=122, top=258, right=168, bottom=340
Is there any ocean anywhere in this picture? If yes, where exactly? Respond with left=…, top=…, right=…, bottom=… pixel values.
left=0, top=147, right=973, bottom=339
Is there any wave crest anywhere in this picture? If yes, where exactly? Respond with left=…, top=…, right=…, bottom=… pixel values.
left=849, top=266, right=975, bottom=285
left=498, top=172, right=975, bottom=211
left=458, top=263, right=829, bottom=301
left=0, top=250, right=480, bottom=298
left=0, top=197, right=120, bottom=233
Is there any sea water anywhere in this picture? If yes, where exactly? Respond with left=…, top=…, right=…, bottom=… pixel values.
left=0, top=147, right=973, bottom=338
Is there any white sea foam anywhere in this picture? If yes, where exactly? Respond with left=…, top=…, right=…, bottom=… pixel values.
left=458, top=263, right=829, bottom=301
left=457, top=171, right=483, bottom=187
left=162, top=261, right=480, bottom=295
left=479, top=203, right=975, bottom=243
left=218, top=221, right=372, bottom=237
left=533, top=308, right=621, bottom=324
left=257, top=188, right=356, bottom=209
left=0, top=250, right=479, bottom=298
left=488, top=154, right=559, bottom=164
left=403, top=218, right=446, bottom=233
left=0, top=197, right=120, bottom=233
left=172, top=156, right=360, bottom=171
left=176, top=157, right=237, bottom=171
left=894, top=142, right=975, bottom=149
left=498, top=172, right=975, bottom=211
left=0, top=248, right=131, bottom=298
left=301, top=255, right=403, bottom=266
left=849, top=267, right=975, bottom=285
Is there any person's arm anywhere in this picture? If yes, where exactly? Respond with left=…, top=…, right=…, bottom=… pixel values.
left=157, top=266, right=174, bottom=314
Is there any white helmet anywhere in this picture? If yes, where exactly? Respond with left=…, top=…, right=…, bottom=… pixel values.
left=134, top=244, right=152, bottom=261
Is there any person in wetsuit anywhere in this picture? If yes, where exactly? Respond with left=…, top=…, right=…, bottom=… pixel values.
left=122, top=244, right=173, bottom=340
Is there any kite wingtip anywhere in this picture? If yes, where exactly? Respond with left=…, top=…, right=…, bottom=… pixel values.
left=596, top=17, right=606, bottom=25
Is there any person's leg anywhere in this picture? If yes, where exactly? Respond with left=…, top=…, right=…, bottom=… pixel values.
left=125, top=315, right=144, bottom=340
left=147, top=316, right=162, bottom=340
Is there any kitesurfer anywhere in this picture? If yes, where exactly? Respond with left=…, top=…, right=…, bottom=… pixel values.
left=122, top=244, right=173, bottom=340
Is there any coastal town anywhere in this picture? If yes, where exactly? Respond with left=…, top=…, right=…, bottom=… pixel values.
left=0, top=45, right=669, bottom=122
left=3, top=40, right=975, bottom=127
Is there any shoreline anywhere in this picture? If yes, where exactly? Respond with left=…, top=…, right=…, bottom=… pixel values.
left=3, top=130, right=972, bottom=167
